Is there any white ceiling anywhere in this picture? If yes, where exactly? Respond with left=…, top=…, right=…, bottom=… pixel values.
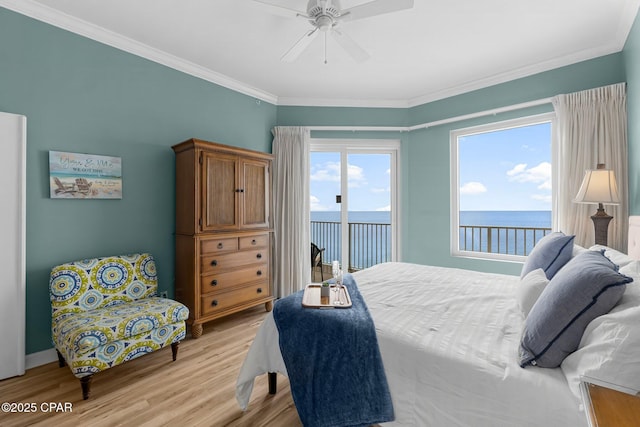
left=3, top=0, right=640, bottom=107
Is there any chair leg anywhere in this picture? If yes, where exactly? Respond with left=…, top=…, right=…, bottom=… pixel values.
left=171, top=342, right=179, bottom=361
left=56, top=349, right=66, bottom=368
left=80, top=375, right=93, bottom=400
left=268, top=372, right=277, bottom=395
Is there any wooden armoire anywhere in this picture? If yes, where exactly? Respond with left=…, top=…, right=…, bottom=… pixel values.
left=172, top=139, right=274, bottom=338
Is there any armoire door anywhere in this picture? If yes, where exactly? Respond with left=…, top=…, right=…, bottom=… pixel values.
left=201, top=151, right=238, bottom=231
left=0, top=111, right=26, bottom=380
left=240, top=158, right=270, bottom=229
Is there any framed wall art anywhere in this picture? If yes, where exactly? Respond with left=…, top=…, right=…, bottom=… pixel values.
left=49, top=151, right=122, bottom=199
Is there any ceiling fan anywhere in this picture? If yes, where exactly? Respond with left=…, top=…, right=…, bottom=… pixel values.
left=254, top=0, right=415, bottom=63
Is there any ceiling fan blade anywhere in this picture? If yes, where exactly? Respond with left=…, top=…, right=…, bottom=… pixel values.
left=253, top=0, right=307, bottom=19
left=281, top=29, right=319, bottom=62
left=340, top=0, right=414, bottom=22
left=332, top=30, right=370, bottom=63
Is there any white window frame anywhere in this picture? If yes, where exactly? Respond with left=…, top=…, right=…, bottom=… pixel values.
left=450, top=112, right=556, bottom=262
left=310, top=138, right=401, bottom=267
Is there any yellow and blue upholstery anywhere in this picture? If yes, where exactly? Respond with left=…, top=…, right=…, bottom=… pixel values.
left=50, top=253, right=188, bottom=399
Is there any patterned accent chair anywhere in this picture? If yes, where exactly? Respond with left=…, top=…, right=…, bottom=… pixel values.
left=49, top=253, right=189, bottom=399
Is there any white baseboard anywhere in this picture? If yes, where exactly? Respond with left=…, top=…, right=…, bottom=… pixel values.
left=25, top=348, right=57, bottom=370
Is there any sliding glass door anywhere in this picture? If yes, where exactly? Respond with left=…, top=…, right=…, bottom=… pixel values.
left=310, top=140, right=399, bottom=279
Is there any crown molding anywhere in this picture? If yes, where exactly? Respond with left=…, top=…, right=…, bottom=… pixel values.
left=276, top=96, right=410, bottom=108
left=0, top=0, right=279, bottom=105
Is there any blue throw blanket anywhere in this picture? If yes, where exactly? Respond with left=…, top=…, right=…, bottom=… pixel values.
left=273, top=274, right=394, bottom=427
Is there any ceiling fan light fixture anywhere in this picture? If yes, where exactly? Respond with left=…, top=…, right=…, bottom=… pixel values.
left=316, top=15, right=334, bottom=31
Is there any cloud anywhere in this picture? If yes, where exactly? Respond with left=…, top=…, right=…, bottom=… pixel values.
left=310, top=162, right=340, bottom=182
left=531, top=194, right=552, bottom=203
left=507, top=162, right=551, bottom=191
left=371, top=187, right=388, bottom=193
left=310, top=162, right=367, bottom=188
left=507, top=163, right=528, bottom=176
left=310, top=195, right=329, bottom=211
left=460, top=181, right=487, bottom=195
left=537, top=181, right=552, bottom=191
left=375, top=205, right=391, bottom=211
left=347, top=163, right=366, bottom=188
left=521, top=144, right=537, bottom=152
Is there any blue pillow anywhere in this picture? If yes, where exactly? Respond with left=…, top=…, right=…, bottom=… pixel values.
left=521, top=232, right=575, bottom=279
left=519, top=250, right=632, bottom=368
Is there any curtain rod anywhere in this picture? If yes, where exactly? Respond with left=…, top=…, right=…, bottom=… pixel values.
left=306, top=97, right=553, bottom=133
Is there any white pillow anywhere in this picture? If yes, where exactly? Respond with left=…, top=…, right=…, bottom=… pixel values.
left=619, top=260, right=640, bottom=276
left=560, top=263, right=640, bottom=399
left=589, top=244, right=634, bottom=268
left=572, top=244, right=588, bottom=257
left=516, top=268, right=549, bottom=317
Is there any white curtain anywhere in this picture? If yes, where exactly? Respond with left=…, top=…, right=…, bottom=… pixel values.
left=553, top=83, right=628, bottom=250
left=272, top=126, right=311, bottom=298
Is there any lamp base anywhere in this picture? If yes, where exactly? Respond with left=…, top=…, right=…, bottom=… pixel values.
left=591, top=203, right=613, bottom=247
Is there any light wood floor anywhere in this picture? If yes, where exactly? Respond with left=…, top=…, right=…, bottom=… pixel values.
left=0, top=306, right=301, bottom=427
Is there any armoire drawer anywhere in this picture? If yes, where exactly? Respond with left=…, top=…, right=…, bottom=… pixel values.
left=201, top=282, right=270, bottom=316
left=200, top=264, right=269, bottom=294
left=201, top=249, right=268, bottom=273
left=239, top=234, right=269, bottom=250
left=200, top=237, right=238, bottom=254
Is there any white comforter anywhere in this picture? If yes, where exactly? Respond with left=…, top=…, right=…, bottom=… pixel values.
left=236, top=262, right=586, bottom=426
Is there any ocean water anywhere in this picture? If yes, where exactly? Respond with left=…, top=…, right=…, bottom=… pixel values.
left=459, top=210, right=551, bottom=228
left=310, top=210, right=552, bottom=266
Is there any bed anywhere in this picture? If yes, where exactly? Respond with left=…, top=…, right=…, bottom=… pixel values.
left=236, top=217, right=640, bottom=426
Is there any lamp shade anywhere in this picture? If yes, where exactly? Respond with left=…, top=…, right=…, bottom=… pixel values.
left=574, top=165, right=620, bottom=205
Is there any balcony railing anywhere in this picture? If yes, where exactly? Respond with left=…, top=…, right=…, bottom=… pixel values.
left=458, top=225, right=552, bottom=256
left=311, top=220, right=391, bottom=272
left=311, top=221, right=552, bottom=274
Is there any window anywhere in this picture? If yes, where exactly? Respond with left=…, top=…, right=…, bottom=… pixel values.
left=450, top=113, right=555, bottom=261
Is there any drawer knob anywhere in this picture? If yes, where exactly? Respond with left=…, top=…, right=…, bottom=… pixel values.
left=251, top=239, right=257, bottom=245
left=211, top=279, right=218, bottom=286
left=257, top=288, right=263, bottom=294
left=211, top=300, right=218, bottom=307
left=217, top=242, right=223, bottom=249
left=256, top=253, right=262, bottom=259
left=257, top=270, right=262, bottom=276
left=210, top=260, right=218, bottom=266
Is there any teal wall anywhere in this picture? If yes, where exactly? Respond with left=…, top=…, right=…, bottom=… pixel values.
left=2, top=4, right=637, bottom=355
left=624, top=12, right=640, bottom=214
left=0, top=8, right=277, bottom=354
left=277, top=105, right=408, bottom=127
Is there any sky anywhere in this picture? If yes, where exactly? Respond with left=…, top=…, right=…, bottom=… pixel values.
left=458, top=121, right=552, bottom=211
left=310, top=152, right=390, bottom=212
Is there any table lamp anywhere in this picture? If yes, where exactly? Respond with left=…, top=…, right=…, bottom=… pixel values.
left=574, top=163, right=620, bottom=246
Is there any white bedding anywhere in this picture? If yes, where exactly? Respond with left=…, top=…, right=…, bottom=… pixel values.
left=236, top=262, right=586, bottom=426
